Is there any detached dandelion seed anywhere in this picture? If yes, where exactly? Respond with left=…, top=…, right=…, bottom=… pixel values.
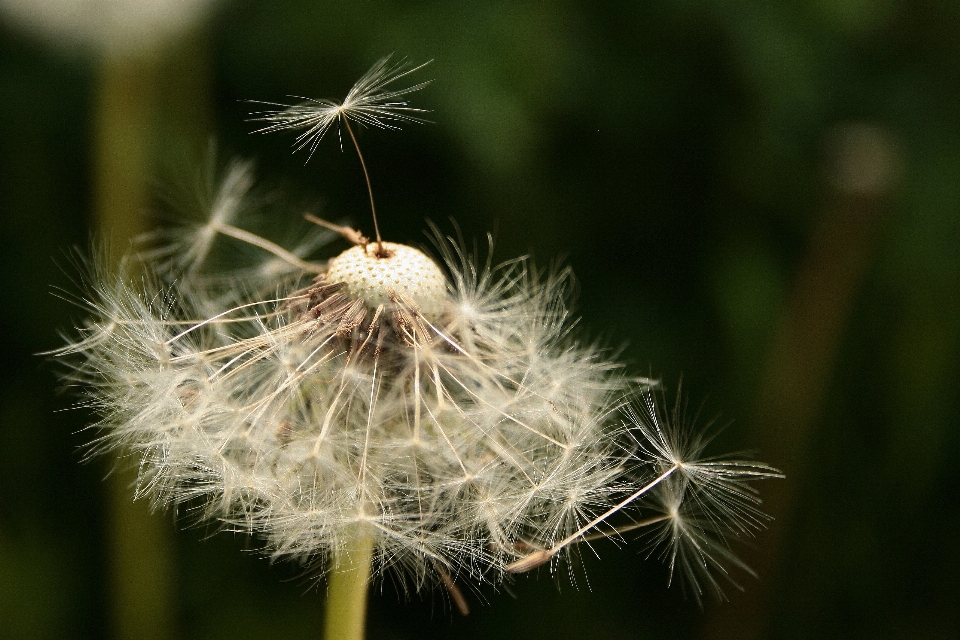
left=249, top=55, right=432, bottom=160
left=52, top=57, right=781, bottom=639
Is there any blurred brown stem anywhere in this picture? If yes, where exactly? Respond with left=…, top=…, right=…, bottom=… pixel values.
left=702, top=124, right=898, bottom=639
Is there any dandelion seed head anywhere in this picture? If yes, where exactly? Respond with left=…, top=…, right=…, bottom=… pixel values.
left=324, top=242, right=447, bottom=322
left=50, top=57, right=780, bottom=600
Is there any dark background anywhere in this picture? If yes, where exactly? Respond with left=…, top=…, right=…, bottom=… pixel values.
left=2, top=1, right=959, bottom=639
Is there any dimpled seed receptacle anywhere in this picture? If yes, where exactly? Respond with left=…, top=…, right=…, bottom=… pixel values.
left=324, top=242, right=448, bottom=321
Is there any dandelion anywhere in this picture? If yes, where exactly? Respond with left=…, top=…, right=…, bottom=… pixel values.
left=53, top=57, right=780, bottom=639
left=249, top=55, right=432, bottom=161
left=0, top=0, right=221, bottom=57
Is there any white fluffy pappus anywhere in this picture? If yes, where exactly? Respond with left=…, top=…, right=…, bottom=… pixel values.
left=51, top=58, right=780, bottom=602
left=52, top=163, right=778, bottom=597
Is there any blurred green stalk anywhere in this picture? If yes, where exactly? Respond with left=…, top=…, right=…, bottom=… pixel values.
left=92, top=51, right=176, bottom=640
left=93, top=53, right=157, bottom=259
left=94, top=30, right=219, bottom=634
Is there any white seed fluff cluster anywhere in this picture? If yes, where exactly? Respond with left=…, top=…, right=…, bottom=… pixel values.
left=60, top=169, right=630, bottom=583
left=53, top=58, right=780, bottom=599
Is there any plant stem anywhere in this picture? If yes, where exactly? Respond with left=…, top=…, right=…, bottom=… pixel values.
left=94, top=51, right=178, bottom=640
left=324, top=533, right=375, bottom=640
left=342, top=119, right=384, bottom=253
left=93, top=52, right=157, bottom=261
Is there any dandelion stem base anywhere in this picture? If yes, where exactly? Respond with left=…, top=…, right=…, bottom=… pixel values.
left=324, top=533, right=374, bottom=640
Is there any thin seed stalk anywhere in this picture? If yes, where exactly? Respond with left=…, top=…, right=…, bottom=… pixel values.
left=341, top=118, right=384, bottom=253
left=324, top=532, right=375, bottom=640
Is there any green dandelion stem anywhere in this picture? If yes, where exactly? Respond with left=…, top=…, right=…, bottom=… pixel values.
left=324, top=532, right=375, bottom=640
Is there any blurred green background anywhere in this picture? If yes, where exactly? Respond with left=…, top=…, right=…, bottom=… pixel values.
left=2, top=1, right=959, bottom=639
